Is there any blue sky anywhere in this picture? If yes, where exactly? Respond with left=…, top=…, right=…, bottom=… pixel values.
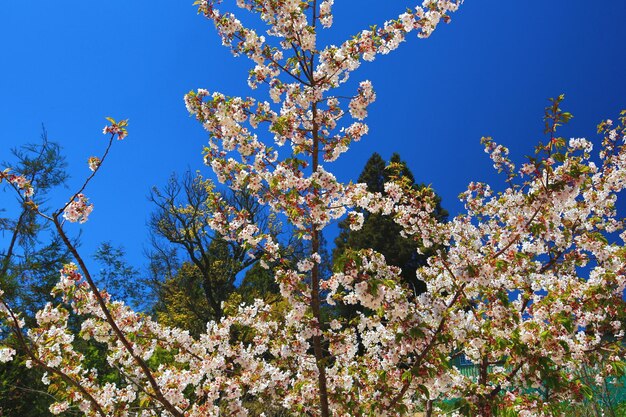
left=2, top=1, right=626, bottom=271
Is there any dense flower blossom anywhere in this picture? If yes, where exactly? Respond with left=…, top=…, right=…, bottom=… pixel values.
left=0, top=347, right=15, bottom=363
left=2, top=2, right=626, bottom=417
left=62, top=194, right=94, bottom=223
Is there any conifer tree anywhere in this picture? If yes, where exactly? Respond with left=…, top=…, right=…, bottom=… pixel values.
left=0, top=130, right=71, bottom=417
left=333, top=152, right=447, bottom=294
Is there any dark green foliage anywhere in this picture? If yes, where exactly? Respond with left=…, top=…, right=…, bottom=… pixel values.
left=0, top=129, right=73, bottom=417
left=238, top=230, right=331, bottom=306
left=238, top=262, right=281, bottom=305
left=93, top=242, right=148, bottom=311
left=0, top=346, right=53, bottom=417
left=333, top=152, right=448, bottom=295
left=1, top=130, right=71, bottom=318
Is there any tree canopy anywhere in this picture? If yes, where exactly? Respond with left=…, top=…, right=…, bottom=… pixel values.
left=334, top=152, right=448, bottom=294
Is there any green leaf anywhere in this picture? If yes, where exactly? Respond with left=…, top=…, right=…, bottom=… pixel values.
left=580, top=384, right=594, bottom=400
left=611, top=360, right=626, bottom=377
left=401, top=370, right=412, bottom=383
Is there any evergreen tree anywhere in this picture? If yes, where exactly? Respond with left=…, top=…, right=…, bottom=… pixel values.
left=333, top=152, right=448, bottom=294
left=93, top=242, right=147, bottom=311
left=1, top=132, right=134, bottom=417
left=0, top=130, right=72, bottom=417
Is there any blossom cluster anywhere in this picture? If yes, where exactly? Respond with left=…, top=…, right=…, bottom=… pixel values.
left=2, top=2, right=626, bottom=417
left=102, top=117, right=129, bottom=140
left=1, top=169, right=35, bottom=198
left=87, top=156, right=101, bottom=172
left=63, top=194, right=94, bottom=224
left=0, top=346, right=15, bottom=363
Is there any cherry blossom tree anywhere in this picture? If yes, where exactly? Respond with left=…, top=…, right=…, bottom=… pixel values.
left=1, top=1, right=626, bottom=417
